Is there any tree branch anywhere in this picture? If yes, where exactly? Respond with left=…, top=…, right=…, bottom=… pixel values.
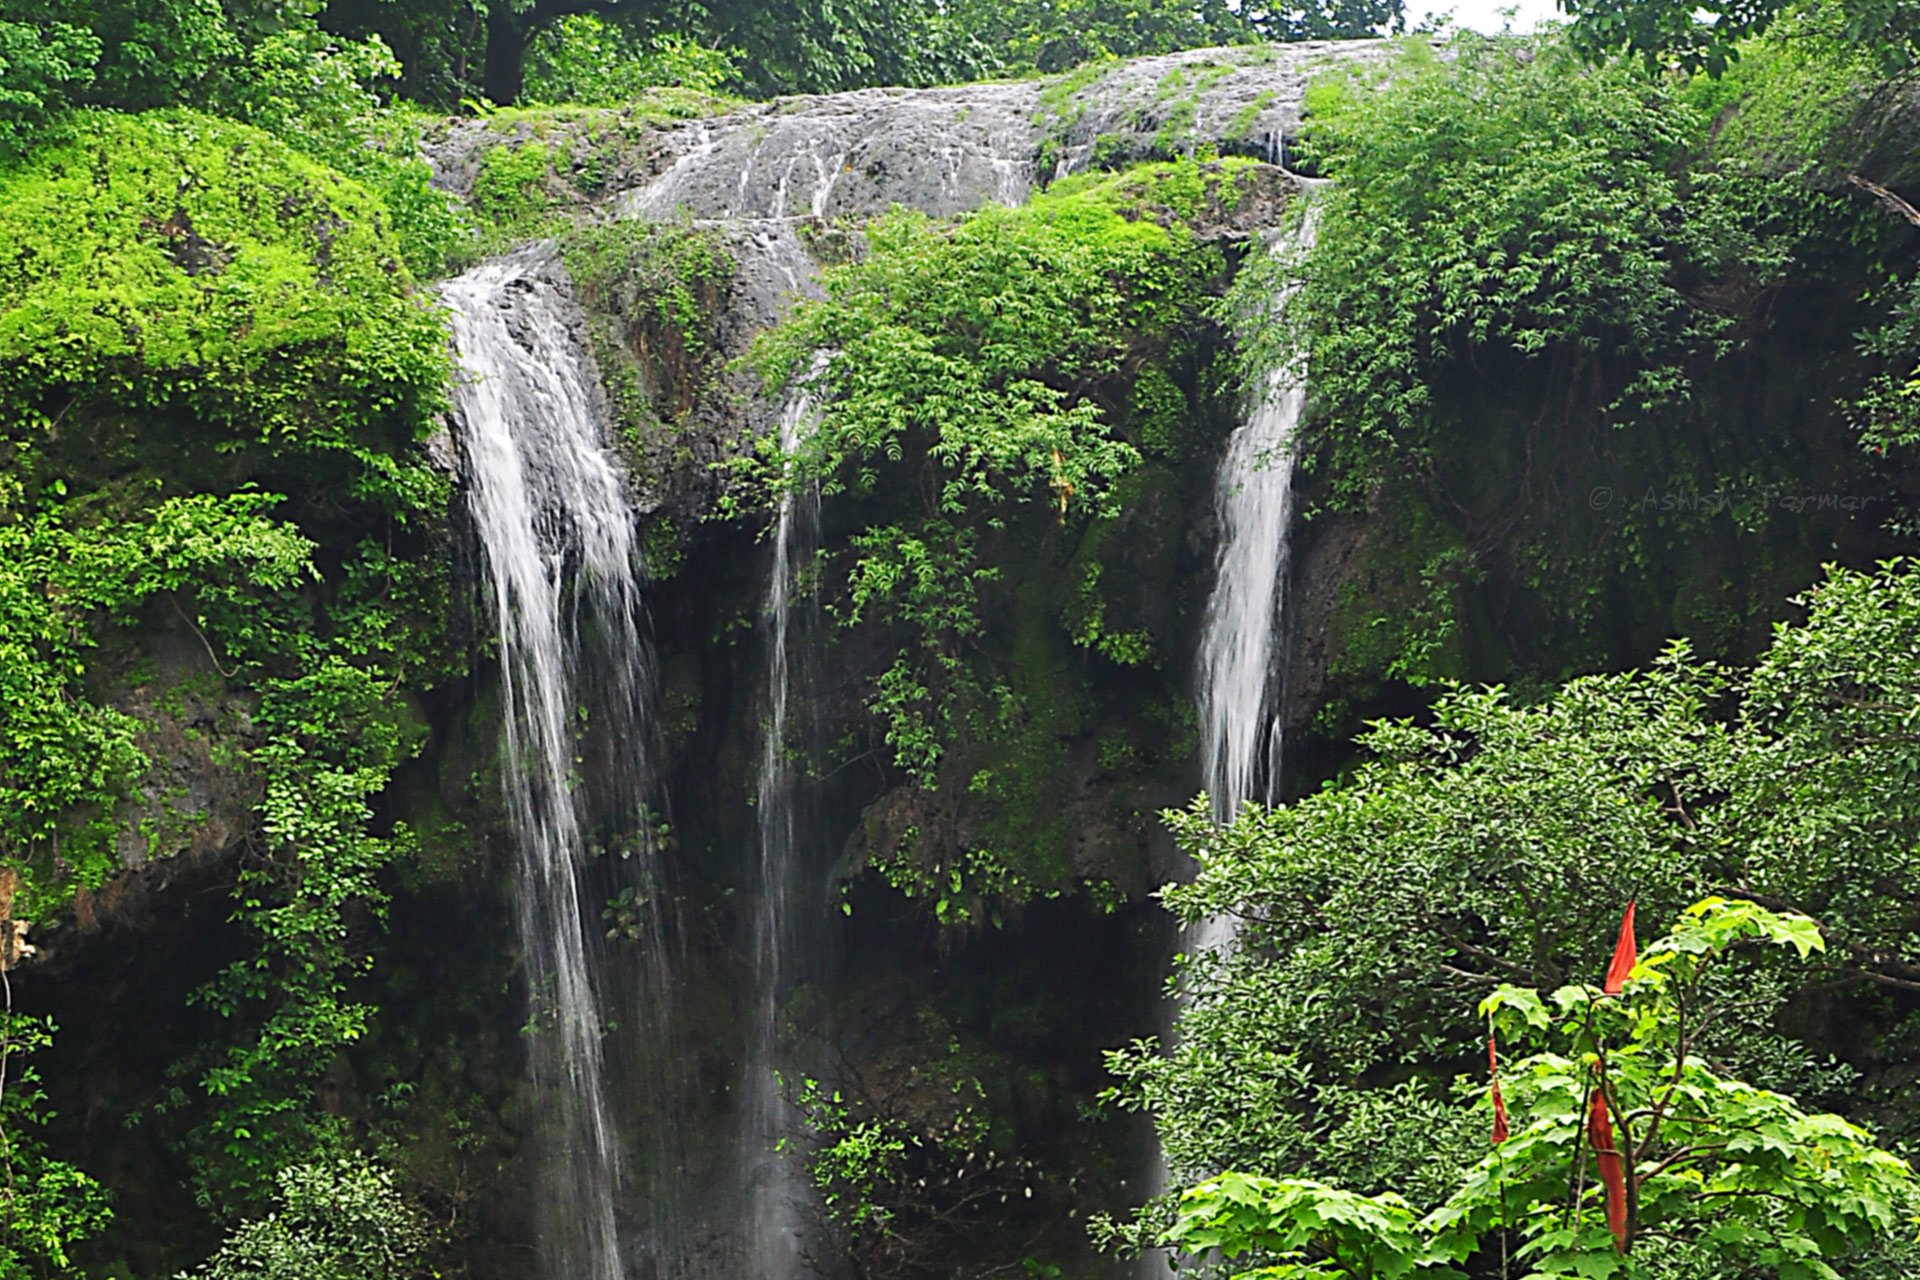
left=1439, top=963, right=1505, bottom=986
left=1635, top=1142, right=1729, bottom=1187
left=1849, top=174, right=1920, bottom=227
left=1845, top=966, right=1920, bottom=993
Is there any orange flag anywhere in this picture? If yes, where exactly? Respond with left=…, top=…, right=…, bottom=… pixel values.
left=1488, top=1033, right=1509, bottom=1145
left=1603, top=901, right=1638, bottom=995
left=1586, top=1088, right=1628, bottom=1251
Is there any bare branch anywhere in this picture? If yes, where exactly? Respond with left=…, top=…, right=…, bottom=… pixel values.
left=1849, top=174, right=1920, bottom=227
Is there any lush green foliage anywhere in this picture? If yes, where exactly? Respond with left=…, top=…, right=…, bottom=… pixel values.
left=321, top=0, right=974, bottom=105
left=948, top=0, right=1402, bottom=76
left=0, top=3, right=1910, bottom=1273
left=0, top=19, right=99, bottom=159
left=0, top=1012, right=111, bottom=1277
left=0, top=0, right=242, bottom=116
left=159, top=649, right=434, bottom=1211
left=0, top=109, right=447, bottom=483
left=0, top=2, right=462, bottom=268
left=321, top=0, right=1405, bottom=108
left=1271, top=35, right=1794, bottom=496
left=525, top=16, right=736, bottom=103
left=217, top=33, right=467, bottom=278
left=0, top=91, right=456, bottom=1226
left=1166, top=901, right=1919, bottom=1278
left=1110, top=561, right=1920, bottom=1264
left=0, top=495, right=312, bottom=917
left=1561, top=0, right=1920, bottom=76
left=180, top=1157, right=426, bottom=1279
left=1236, top=27, right=1896, bottom=702
left=755, top=160, right=1243, bottom=913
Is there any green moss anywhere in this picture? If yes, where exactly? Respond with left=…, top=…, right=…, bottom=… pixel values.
left=1035, top=155, right=1265, bottom=229
left=1034, top=58, right=1119, bottom=179
left=1036, top=58, right=1117, bottom=123
left=1229, top=89, right=1277, bottom=140
left=1088, top=132, right=1132, bottom=168
left=638, top=513, right=688, bottom=580
left=1150, top=96, right=1199, bottom=158
left=1319, top=484, right=1476, bottom=725
left=0, top=108, right=445, bottom=501
left=562, top=220, right=736, bottom=472
left=468, top=139, right=559, bottom=232
left=478, top=88, right=741, bottom=133
left=449, top=95, right=743, bottom=247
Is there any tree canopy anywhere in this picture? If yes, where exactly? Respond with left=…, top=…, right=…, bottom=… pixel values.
left=1560, top=0, right=1920, bottom=75
left=1168, top=901, right=1920, bottom=1278
left=1109, top=560, right=1920, bottom=1273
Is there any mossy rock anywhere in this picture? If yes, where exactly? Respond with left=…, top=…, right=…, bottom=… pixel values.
left=1036, top=156, right=1297, bottom=241
left=0, top=109, right=445, bottom=488
left=419, top=96, right=741, bottom=244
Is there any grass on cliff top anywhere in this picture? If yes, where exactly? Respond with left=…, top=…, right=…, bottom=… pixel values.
left=462, top=87, right=746, bottom=133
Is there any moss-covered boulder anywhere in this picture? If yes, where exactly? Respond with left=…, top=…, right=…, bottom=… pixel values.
left=0, top=108, right=445, bottom=502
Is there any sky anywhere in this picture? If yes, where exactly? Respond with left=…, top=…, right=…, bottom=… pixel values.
left=1408, top=0, right=1566, bottom=33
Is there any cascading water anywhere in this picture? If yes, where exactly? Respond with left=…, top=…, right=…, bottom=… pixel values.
left=1138, top=208, right=1318, bottom=1271
left=746, top=372, right=827, bottom=1278
left=614, top=84, right=1037, bottom=223
left=442, top=247, right=656, bottom=1280
left=1196, top=207, right=1318, bottom=831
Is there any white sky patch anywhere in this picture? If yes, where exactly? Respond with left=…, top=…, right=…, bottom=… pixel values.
left=1408, top=0, right=1566, bottom=33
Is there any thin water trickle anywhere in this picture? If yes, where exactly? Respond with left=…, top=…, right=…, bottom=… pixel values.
left=745, top=368, right=828, bottom=1278
left=443, top=247, right=653, bottom=1280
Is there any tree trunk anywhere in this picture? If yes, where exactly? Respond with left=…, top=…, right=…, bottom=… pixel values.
left=483, top=3, right=531, bottom=106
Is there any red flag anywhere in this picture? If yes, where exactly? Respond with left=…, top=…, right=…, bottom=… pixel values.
left=1603, top=901, right=1638, bottom=995
left=1586, top=1088, right=1628, bottom=1251
left=1488, top=1033, right=1509, bottom=1144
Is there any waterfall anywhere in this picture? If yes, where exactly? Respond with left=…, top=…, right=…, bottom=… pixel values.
left=1136, top=209, right=1317, bottom=1265
left=442, top=247, right=653, bottom=1280
left=745, top=371, right=827, bottom=1277
left=1196, top=209, right=1318, bottom=830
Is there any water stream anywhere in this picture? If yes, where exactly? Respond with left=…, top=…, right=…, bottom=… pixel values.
left=745, top=373, right=828, bottom=1277
left=1140, top=209, right=1317, bottom=1257
left=1195, top=208, right=1318, bottom=831
left=443, top=247, right=655, bottom=1280
left=443, top=95, right=1323, bottom=1280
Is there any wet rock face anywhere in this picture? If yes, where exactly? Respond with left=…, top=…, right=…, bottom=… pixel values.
left=618, top=82, right=1042, bottom=222
left=611, top=42, right=1391, bottom=220
left=109, top=641, right=260, bottom=877
left=1043, top=40, right=1394, bottom=177
left=422, top=41, right=1396, bottom=226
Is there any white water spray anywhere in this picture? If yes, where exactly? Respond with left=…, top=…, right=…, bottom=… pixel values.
left=443, top=247, right=648, bottom=1280
left=1196, top=209, right=1318, bottom=831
